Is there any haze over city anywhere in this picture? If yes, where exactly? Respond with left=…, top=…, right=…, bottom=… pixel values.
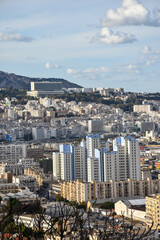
left=1, top=0, right=160, bottom=92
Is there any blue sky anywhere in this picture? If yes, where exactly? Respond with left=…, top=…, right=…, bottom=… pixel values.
left=0, top=0, right=160, bottom=92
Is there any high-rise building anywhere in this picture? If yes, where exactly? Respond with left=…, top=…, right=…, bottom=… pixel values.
left=103, top=151, right=119, bottom=182
left=73, top=146, right=86, bottom=181
left=88, top=119, right=103, bottom=133
left=53, top=152, right=61, bottom=180
left=53, top=152, right=72, bottom=182
left=61, top=178, right=160, bottom=203
left=146, top=194, right=160, bottom=230
left=53, top=135, right=141, bottom=184
left=113, top=137, right=141, bottom=181
left=27, top=81, right=64, bottom=97
left=95, top=148, right=119, bottom=182
left=0, top=144, right=27, bottom=164
left=87, top=157, right=101, bottom=182
left=53, top=144, right=86, bottom=181
left=86, top=134, right=101, bottom=157
left=60, top=152, right=73, bottom=182
left=133, top=104, right=153, bottom=114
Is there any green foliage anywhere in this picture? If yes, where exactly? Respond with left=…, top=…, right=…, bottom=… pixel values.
left=0, top=87, right=37, bottom=103
left=100, top=201, right=114, bottom=209
left=55, top=194, right=64, bottom=202
left=54, top=92, right=144, bottom=112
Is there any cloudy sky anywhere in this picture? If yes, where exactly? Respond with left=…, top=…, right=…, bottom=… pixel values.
left=1, top=0, right=160, bottom=92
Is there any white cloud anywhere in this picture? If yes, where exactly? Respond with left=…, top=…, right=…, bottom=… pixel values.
left=93, top=27, right=136, bottom=44
left=0, top=31, right=33, bottom=42
left=142, top=45, right=160, bottom=55
left=142, top=45, right=152, bottom=55
left=141, top=45, right=160, bottom=66
left=45, top=62, right=62, bottom=69
left=66, top=66, right=109, bottom=80
left=118, top=63, right=140, bottom=73
left=102, top=0, right=160, bottom=27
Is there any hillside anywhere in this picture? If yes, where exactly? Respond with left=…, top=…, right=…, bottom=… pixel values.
left=0, top=71, right=82, bottom=89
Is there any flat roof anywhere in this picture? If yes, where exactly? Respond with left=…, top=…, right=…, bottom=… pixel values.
left=128, top=199, right=145, bottom=206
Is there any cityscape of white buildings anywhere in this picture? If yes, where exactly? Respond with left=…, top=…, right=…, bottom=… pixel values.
left=52, top=135, right=141, bottom=183
left=1, top=83, right=160, bottom=234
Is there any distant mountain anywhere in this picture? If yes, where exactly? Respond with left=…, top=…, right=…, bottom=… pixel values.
left=0, top=71, right=82, bottom=89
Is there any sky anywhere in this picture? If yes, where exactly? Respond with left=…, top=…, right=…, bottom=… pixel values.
left=0, top=0, right=160, bottom=92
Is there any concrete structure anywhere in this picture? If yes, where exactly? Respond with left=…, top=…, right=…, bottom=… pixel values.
left=0, top=158, right=34, bottom=176
left=86, top=134, right=101, bottom=157
left=53, top=144, right=86, bottom=182
left=87, top=157, right=101, bottom=182
left=103, top=151, right=119, bottom=182
left=27, top=81, right=64, bottom=97
left=146, top=194, right=160, bottom=230
left=32, top=127, right=45, bottom=140
left=12, top=175, right=37, bottom=192
left=0, top=183, right=19, bottom=194
left=115, top=199, right=146, bottom=222
left=61, top=178, right=160, bottom=203
left=2, top=189, right=46, bottom=205
left=53, top=135, right=141, bottom=184
left=73, top=146, right=86, bottom=181
left=133, top=105, right=153, bottom=114
left=26, top=146, right=44, bottom=161
left=53, top=152, right=72, bottom=182
left=0, top=144, right=27, bottom=164
left=88, top=119, right=103, bottom=133
left=141, top=121, right=158, bottom=134
left=113, top=137, right=141, bottom=181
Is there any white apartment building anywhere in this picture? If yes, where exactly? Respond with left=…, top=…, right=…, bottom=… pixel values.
left=53, top=152, right=73, bottom=182
left=103, top=151, right=119, bottom=182
left=53, top=136, right=141, bottom=184
left=32, top=127, right=45, bottom=140
left=88, top=120, right=103, bottom=133
left=0, top=159, right=33, bottom=176
left=133, top=104, right=153, bottom=114
left=60, top=153, right=72, bottom=182
left=87, top=157, right=101, bottom=182
left=73, top=146, right=86, bottom=181
left=113, top=137, right=141, bottom=181
left=0, top=144, right=27, bottom=164
left=53, top=152, right=61, bottom=180
left=12, top=175, right=37, bottom=192
left=86, top=135, right=101, bottom=157
left=19, top=158, right=34, bottom=169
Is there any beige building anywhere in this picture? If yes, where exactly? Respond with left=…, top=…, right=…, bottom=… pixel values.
left=133, top=104, right=153, bottom=114
left=24, top=167, right=43, bottom=187
left=146, top=194, right=160, bottom=230
left=61, top=178, right=160, bottom=203
left=115, top=199, right=146, bottom=222
left=24, top=167, right=52, bottom=188
left=0, top=183, right=19, bottom=194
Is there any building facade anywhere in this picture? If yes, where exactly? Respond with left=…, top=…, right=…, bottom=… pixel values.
left=61, top=178, right=160, bottom=203
left=146, top=194, right=160, bottom=230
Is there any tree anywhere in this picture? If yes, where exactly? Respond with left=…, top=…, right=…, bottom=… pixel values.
left=55, top=194, right=64, bottom=202
left=100, top=201, right=114, bottom=210
left=0, top=198, right=156, bottom=240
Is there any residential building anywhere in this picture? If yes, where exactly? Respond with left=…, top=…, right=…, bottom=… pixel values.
left=115, top=199, right=146, bottom=222
left=88, top=119, right=103, bottom=133
left=133, top=104, right=153, bottom=114
left=12, top=175, right=37, bottom=192
left=113, top=137, right=141, bottom=181
left=61, top=178, right=160, bottom=203
left=146, top=194, right=160, bottom=230
left=0, top=144, right=27, bottom=164
left=87, top=157, right=101, bottom=182
left=86, top=134, right=101, bottom=157
left=27, top=81, right=64, bottom=97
